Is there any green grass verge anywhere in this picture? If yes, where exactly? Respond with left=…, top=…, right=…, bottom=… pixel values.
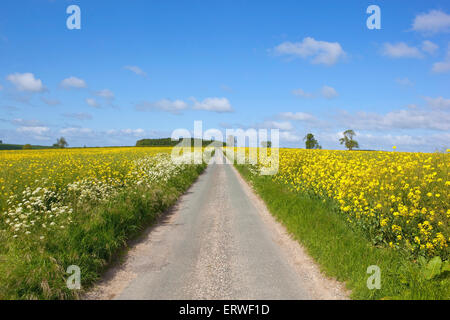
left=0, top=163, right=206, bottom=299
left=235, top=164, right=449, bottom=300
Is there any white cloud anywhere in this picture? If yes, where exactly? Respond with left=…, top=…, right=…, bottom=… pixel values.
left=356, top=132, right=450, bottom=152
left=412, top=10, right=450, bottom=34
left=60, top=127, right=94, bottom=136
left=41, top=97, right=61, bottom=106
left=16, top=126, right=50, bottom=135
left=321, top=86, right=338, bottom=99
left=86, top=98, right=100, bottom=108
left=432, top=45, right=450, bottom=73
left=95, top=89, right=115, bottom=100
left=337, top=107, right=450, bottom=131
left=59, top=127, right=146, bottom=139
left=421, top=40, right=438, bottom=54
left=424, top=96, right=450, bottom=109
left=292, top=88, right=313, bottom=98
left=12, top=119, right=44, bottom=127
left=119, top=128, right=146, bottom=136
left=260, top=121, right=293, bottom=131
left=279, top=131, right=302, bottom=142
left=279, top=112, right=315, bottom=121
left=192, top=97, right=233, bottom=113
left=273, top=37, right=346, bottom=66
left=432, top=60, right=450, bottom=73
left=60, top=76, right=87, bottom=89
left=63, top=112, right=93, bottom=120
left=106, top=128, right=146, bottom=137
left=124, top=65, right=147, bottom=77
left=7, top=73, right=46, bottom=92
left=314, top=130, right=449, bottom=152
left=135, top=99, right=189, bottom=114
left=381, top=42, right=423, bottom=58
left=396, top=77, right=414, bottom=86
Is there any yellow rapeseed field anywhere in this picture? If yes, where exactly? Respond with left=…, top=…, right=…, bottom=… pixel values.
left=0, top=147, right=171, bottom=200
left=271, top=149, right=449, bottom=259
left=0, top=147, right=178, bottom=240
left=0, top=146, right=208, bottom=299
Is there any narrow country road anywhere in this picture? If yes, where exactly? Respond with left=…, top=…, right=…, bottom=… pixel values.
left=87, top=151, right=347, bottom=300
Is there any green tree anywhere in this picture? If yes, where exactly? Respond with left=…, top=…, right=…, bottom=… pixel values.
left=339, top=129, right=359, bottom=151
left=53, top=137, right=68, bottom=149
left=304, top=133, right=321, bottom=149
left=261, top=141, right=272, bottom=148
left=22, top=144, right=32, bottom=150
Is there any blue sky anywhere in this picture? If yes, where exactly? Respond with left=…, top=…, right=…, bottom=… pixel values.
left=0, top=0, right=449, bottom=151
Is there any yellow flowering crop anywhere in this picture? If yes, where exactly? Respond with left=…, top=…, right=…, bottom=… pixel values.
left=0, top=147, right=177, bottom=239
left=265, top=148, right=448, bottom=258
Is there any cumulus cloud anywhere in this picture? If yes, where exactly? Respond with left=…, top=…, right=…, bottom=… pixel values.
left=312, top=130, right=449, bottom=152
left=279, top=131, right=302, bottom=142
left=432, top=60, right=450, bottom=73
left=355, top=132, right=450, bottom=152
left=292, top=88, right=313, bottom=98
left=136, top=97, right=232, bottom=114
left=16, top=126, right=50, bottom=135
left=86, top=98, right=100, bottom=108
left=192, top=97, right=233, bottom=113
left=381, top=42, right=423, bottom=58
left=412, top=10, right=450, bottom=34
left=58, top=127, right=147, bottom=142
left=279, top=112, right=315, bottom=121
left=12, top=118, right=44, bottom=127
left=432, top=45, right=450, bottom=73
left=259, top=121, right=293, bottom=131
left=62, top=112, right=93, bottom=120
left=273, top=37, right=346, bottom=66
left=424, top=96, right=450, bottom=109
left=321, top=86, right=338, bottom=99
left=336, top=105, right=450, bottom=131
left=421, top=40, right=439, bottom=54
left=7, top=73, right=46, bottom=92
left=0, top=125, right=166, bottom=147
left=124, top=65, right=147, bottom=77
left=60, top=76, right=87, bottom=89
left=118, top=128, right=146, bottom=136
left=60, top=127, right=94, bottom=136
left=135, top=99, right=188, bottom=114
left=95, top=89, right=115, bottom=100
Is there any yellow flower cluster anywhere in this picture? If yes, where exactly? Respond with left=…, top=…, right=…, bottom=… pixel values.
left=271, top=149, right=449, bottom=258
left=0, top=147, right=175, bottom=237
left=0, top=147, right=172, bottom=201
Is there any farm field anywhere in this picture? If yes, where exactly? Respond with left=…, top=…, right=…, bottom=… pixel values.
left=0, top=147, right=207, bottom=299
left=0, top=146, right=448, bottom=300
left=233, top=148, right=449, bottom=299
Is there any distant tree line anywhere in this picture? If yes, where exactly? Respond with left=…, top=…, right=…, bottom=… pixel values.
left=136, top=138, right=225, bottom=147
